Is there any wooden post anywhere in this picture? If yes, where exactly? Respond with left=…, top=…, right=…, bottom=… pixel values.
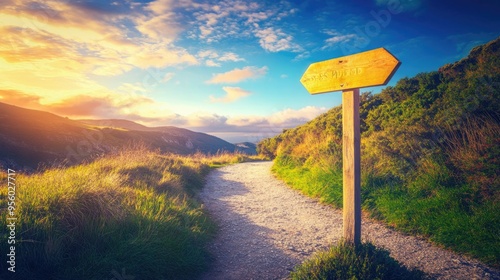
left=300, top=47, right=400, bottom=246
left=342, top=89, right=361, bottom=245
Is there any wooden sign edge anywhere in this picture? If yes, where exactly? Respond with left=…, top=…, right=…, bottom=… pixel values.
left=300, top=47, right=401, bottom=95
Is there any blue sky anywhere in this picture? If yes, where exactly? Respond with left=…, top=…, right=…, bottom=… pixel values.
left=0, top=0, right=499, bottom=142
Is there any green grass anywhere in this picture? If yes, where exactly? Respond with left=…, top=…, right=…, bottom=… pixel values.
left=0, top=148, right=248, bottom=280
left=272, top=155, right=343, bottom=207
left=290, top=241, right=427, bottom=280
left=273, top=155, right=500, bottom=268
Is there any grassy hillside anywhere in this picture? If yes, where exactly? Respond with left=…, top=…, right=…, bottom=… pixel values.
left=0, top=103, right=249, bottom=170
left=0, top=148, right=246, bottom=279
left=259, top=37, right=500, bottom=266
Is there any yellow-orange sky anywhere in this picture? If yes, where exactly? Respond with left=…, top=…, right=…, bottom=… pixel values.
left=1, top=0, right=499, bottom=142
left=0, top=0, right=196, bottom=122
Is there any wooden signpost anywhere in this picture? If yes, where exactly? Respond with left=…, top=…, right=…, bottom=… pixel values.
left=300, top=47, right=400, bottom=245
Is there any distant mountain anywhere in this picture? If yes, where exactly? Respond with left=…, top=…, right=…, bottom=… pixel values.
left=234, top=142, right=258, bottom=155
left=0, top=102, right=253, bottom=170
left=78, top=119, right=239, bottom=155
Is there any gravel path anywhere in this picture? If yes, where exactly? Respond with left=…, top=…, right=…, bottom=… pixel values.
left=199, top=161, right=499, bottom=280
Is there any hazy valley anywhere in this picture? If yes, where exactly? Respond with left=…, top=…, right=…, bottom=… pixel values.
left=0, top=102, right=256, bottom=170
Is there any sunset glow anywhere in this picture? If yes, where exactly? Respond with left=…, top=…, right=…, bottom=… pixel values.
left=1, top=0, right=499, bottom=142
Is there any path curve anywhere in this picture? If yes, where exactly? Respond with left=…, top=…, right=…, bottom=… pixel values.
left=199, top=161, right=499, bottom=280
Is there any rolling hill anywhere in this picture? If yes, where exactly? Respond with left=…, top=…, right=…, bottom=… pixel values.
left=0, top=102, right=253, bottom=170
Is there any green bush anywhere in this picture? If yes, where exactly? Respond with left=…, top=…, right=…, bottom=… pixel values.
left=290, top=241, right=427, bottom=280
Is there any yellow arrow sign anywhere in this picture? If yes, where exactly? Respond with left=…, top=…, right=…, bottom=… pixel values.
left=300, top=47, right=400, bottom=94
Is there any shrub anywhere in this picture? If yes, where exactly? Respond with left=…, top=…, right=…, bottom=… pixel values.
left=290, top=241, right=427, bottom=280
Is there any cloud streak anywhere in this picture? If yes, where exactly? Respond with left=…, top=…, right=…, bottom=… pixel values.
left=321, top=30, right=359, bottom=50
left=197, top=50, right=244, bottom=67
left=184, top=106, right=329, bottom=142
left=209, top=87, right=252, bottom=103
left=206, top=66, right=268, bottom=84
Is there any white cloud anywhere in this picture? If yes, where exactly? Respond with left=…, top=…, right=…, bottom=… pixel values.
left=182, top=106, right=329, bottom=142
left=183, top=0, right=301, bottom=53
left=226, top=116, right=268, bottom=127
left=134, top=12, right=182, bottom=42
left=293, top=51, right=310, bottom=61
left=219, top=52, right=244, bottom=62
left=206, top=60, right=221, bottom=67
left=145, top=0, right=175, bottom=15
left=196, top=106, right=327, bottom=130
left=209, top=86, right=251, bottom=103
left=206, top=66, right=267, bottom=84
left=255, top=27, right=302, bottom=52
left=321, top=30, right=358, bottom=50
left=268, top=106, right=328, bottom=126
left=128, top=45, right=198, bottom=69
left=325, top=34, right=357, bottom=44
left=199, top=25, right=214, bottom=38
left=243, top=11, right=272, bottom=23
left=211, top=5, right=221, bottom=12
left=162, top=72, right=175, bottom=82
left=197, top=50, right=244, bottom=66
left=198, top=50, right=219, bottom=59
left=185, top=112, right=228, bottom=128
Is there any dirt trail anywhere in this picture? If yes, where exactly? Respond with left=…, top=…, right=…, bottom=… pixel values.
left=199, top=161, right=499, bottom=280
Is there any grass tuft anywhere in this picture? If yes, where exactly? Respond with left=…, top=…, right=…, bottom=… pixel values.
left=290, top=241, right=428, bottom=280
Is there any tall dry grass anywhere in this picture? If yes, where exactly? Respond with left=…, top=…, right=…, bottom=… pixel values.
left=443, top=115, right=500, bottom=201
left=0, top=147, right=248, bottom=279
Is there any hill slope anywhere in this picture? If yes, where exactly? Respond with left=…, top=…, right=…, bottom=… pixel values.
left=258, top=37, right=500, bottom=266
left=78, top=119, right=238, bottom=155
left=0, top=102, right=244, bottom=169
